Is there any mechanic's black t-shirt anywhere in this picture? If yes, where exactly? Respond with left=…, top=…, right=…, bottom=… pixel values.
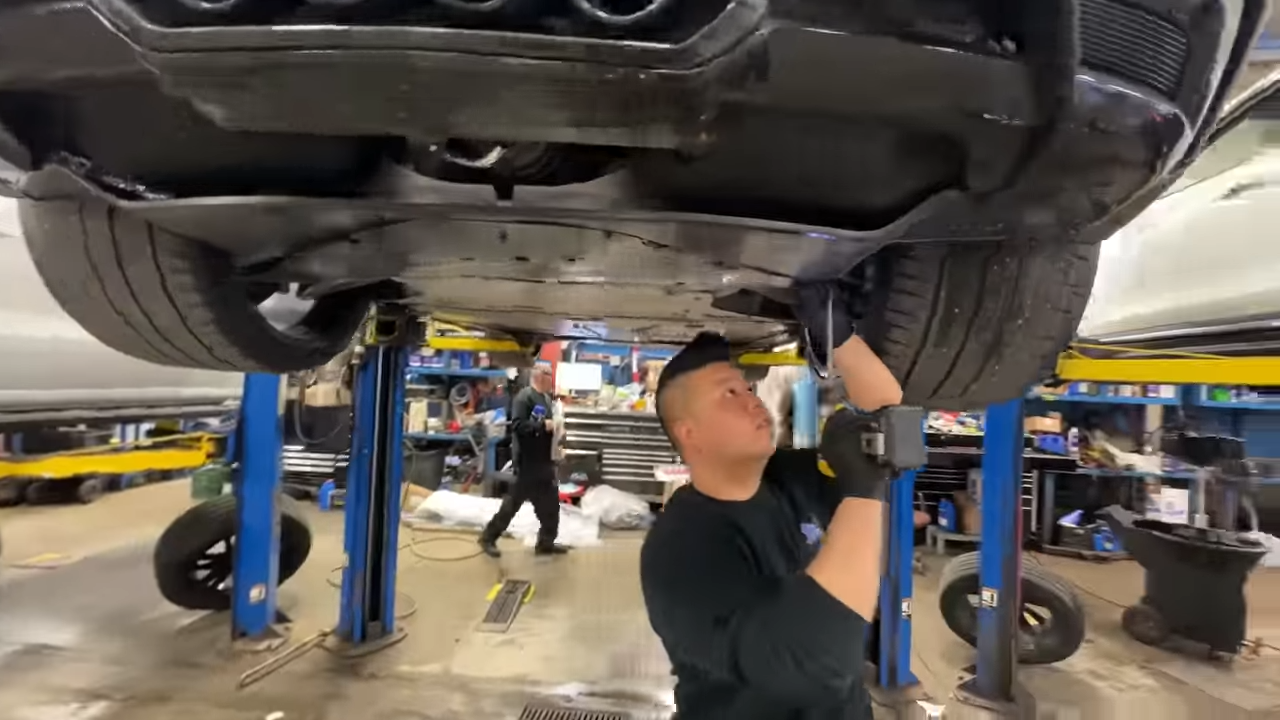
left=640, top=449, right=872, bottom=720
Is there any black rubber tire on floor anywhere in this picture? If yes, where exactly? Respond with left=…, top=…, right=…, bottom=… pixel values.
left=76, top=477, right=107, bottom=504
left=23, top=480, right=59, bottom=505
left=1121, top=601, right=1170, bottom=647
left=0, top=481, right=29, bottom=507
left=861, top=238, right=1099, bottom=410
left=19, top=198, right=372, bottom=373
left=938, top=551, right=1087, bottom=665
left=153, top=494, right=313, bottom=611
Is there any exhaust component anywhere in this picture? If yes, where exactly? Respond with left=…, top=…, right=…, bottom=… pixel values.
left=439, top=139, right=508, bottom=169
left=169, top=0, right=299, bottom=23
left=569, top=0, right=678, bottom=28
left=434, top=0, right=520, bottom=15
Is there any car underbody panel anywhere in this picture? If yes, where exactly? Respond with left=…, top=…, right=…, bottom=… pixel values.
left=0, top=0, right=1268, bottom=384
left=1, top=0, right=1249, bottom=235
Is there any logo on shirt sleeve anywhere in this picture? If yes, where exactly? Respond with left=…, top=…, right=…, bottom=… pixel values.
left=799, top=514, right=825, bottom=546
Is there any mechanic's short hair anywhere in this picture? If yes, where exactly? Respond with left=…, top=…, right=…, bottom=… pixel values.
left=655, top=332, right=733, bottom=445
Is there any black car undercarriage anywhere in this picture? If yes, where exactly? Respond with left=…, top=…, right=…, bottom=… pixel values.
left=0, top=0, right=1268, bottom=407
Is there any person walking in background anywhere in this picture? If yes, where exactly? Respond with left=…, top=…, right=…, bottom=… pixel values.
left=478, top=364, right=568, bottom=558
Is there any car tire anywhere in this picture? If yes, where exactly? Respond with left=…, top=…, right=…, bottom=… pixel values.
left=938, top=551, right=1087, bottom=666
left=863, top=238, right=1098, bottom=409
left=19, top=198, right=372, bottom=373
left=153, top=494, right=313, bottom=611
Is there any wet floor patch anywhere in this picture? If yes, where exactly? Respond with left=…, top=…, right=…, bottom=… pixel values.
left=1152, top=656, right=1280, bottom=711
left=11, top=701, right=118, bottom=720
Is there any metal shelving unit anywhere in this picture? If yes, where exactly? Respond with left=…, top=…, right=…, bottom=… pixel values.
left=1190, top=384, right=1280, bottom=411
left=406, top=366, right=509, bottom=380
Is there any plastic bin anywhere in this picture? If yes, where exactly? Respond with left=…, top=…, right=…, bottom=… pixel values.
left=404, top=448, right=448, bottom=490
left=1099, top=505, right=1268, bottom=654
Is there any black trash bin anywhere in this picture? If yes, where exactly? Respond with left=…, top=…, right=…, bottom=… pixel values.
left=1099, top=505, right=1268, bottom=655
left=404, top=448, right=448, bottom=490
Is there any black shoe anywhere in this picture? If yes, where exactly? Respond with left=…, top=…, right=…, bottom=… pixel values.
left=534, top=543, right=571, bottom=556
left=478, top=538, right=501, bottom=558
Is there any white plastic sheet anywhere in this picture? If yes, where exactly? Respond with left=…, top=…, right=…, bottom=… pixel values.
left=1245, top=531, right=1280, bottom=568
left=580, top=484, right=654, bottom=530
left=410, top=490, right=601, bottom=547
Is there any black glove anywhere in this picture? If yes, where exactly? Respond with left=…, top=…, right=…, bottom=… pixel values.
left=794, top=282, right=856, bottom=370
left=819, top=408, right=893, bottom=502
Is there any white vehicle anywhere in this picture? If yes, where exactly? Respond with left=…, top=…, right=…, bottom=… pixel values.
left=0, top=199, right=242, bottom=425
left=1079, top=71, right=1280, bottom=354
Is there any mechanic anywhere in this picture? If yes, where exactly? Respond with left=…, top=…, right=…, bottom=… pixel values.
left=640, top=286, right=902, bottom=720
left=478, top=364, right=568, bottom=558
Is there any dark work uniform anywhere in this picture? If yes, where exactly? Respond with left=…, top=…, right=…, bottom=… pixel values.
left=481, top=385, right=559, bottom=548
left=640, top=449, right=871, bottom=720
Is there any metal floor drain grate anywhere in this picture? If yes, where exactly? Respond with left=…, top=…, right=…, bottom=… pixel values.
left=518, top=704, right=628, bottom=720
left=478, top=579, right=532, bottom=633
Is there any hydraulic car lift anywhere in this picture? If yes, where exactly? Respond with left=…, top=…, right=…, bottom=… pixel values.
left=762, top=344, right=1280, bottom=715
left=222, top=332, right=1279, bottom=712
left=227, top=305, right=422, bottom=645
left=335, top=306, right=419, bottom=650
left=945, top=348, right=1280, bottom=715
left=230, top=372, right=287, bottom=639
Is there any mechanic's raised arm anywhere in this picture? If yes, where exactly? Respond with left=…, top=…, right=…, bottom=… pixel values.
left=641, top=521, right=867, bottom=705
left=766, top=336, right=905, bottom=518
left=508, top=388, right=547, bottom=439
left=792, top=284, right=903, bottom=620
left=833, top=335, right=903, bottom=411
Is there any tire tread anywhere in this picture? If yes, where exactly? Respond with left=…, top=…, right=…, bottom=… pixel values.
left=868, top=238, right=1098, bottom=409
left=20, top=198, right=369, bottom=373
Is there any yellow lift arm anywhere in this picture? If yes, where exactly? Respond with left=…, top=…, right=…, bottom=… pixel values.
left=424, top=320, right=810, bottom=365
left=0, top=433, right=221, bottom=482
left=424, top=320, right=526, bottom=353
left=1055, top=344, right=1280, bottom=386
left=425, top=321, right=1280, bottom=386
left=738, top=342, right=1280, bottom=384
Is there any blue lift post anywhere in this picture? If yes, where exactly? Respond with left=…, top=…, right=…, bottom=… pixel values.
left=956, top=398, right=1026, bottom=711
left=336, top=305, right=418, bottom=651
left=878, top=467, right=920, bottom=692
left=231, top=373, right=286, bottom=639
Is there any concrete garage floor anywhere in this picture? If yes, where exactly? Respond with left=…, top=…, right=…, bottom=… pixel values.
left=2, top=481, right=1279, bottom=720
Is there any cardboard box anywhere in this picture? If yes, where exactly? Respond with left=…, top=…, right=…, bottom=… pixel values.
left=952, top=491, right=981, bottom=535
left=405, top=400, right=428, bottom=434
left=1024, top=414, right=1063, bottom=434
left=304, top=381, right=351, bottom=407
left=1157, top=487, right=1190, bottom=525
left=644, top=360, right=666, bottom=393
